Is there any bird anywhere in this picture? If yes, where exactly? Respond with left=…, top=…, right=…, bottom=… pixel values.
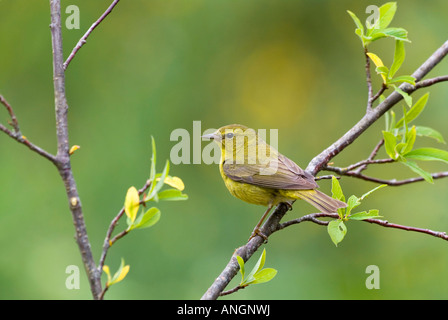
left=202, top=124, right=347, bottom=240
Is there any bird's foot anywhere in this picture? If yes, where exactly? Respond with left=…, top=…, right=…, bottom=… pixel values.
left=248, top=228, right=268, bottom=243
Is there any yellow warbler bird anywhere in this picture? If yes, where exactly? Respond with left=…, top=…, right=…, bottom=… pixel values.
left=202, top=124, right=346, bottom=239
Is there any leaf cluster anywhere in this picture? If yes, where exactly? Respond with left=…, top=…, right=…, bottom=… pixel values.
left=383, top=94, right=448, bottom=183
left=327, top=177, right=386, bottom=246
left=236, top=249, right=277, bottom=289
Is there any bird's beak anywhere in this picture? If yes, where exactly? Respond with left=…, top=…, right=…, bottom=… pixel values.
left=201, top=132, right=220, bottom=141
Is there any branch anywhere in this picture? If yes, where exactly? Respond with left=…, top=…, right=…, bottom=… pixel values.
left=97, top=178, right=152, bottom=279
left=49, top=0, right=102, bottom=299
left=415, top=75, right=448, bottom=89
left=306, top=40, right=448, bottom=176
left=63, top=0, right=121, bottom=70
left=324, top=167, right=448, bottom=186
left=202, top=39, right=448, bottom=300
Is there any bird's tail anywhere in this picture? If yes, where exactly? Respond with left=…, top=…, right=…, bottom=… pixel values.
left=295, top=190, right=347, bottom=214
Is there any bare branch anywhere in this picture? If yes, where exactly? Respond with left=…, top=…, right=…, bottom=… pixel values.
left=50, top=0, right=102, bottom=299
left=63, top=0, right=121, bottom=70
left=415, top=75, right=448, bottom=89
left=323, top=167, right=448, bottom=186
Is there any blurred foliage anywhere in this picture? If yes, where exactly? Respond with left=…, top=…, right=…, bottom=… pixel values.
left=1, top=0, right=448, bottom=299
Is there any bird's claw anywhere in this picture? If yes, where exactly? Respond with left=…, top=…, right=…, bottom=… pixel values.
left=248, top=228, right=268, bottom=243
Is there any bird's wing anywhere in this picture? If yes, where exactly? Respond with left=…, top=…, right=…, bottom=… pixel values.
left=223, top=153, right=318, bottom=190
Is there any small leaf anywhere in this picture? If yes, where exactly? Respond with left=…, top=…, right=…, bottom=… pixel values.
left=400, top=160, right=433, bottom=183
left=251, top=268, right=278, bottom=285
left=162, top=176, right=185, bottom=191
left=244, top=249, right=267, bottom=285
left=377, top=2, right=397, bottom=29
left=131, top=207, right=161, bottom=230
left=402, top=125, right=416, bottom=155
left=103, top=265, right=112, bottom=284
left=146, top=160, right=170, bottom=201
left=328, top=219, right=347, bottom=247
left=380, top=27, right=410, bottom=42
left=331, top=176, right=345, bottom=202
left=388, top=75, right=416, bottom=85
left=349, top=209, right=382, bottom=220
left=347, top=10, right=365, bottom=44
left=124, top=187, right=139, bottom=224
left=395, top=93, right=430, bottom=128
left=367, top=53, right=387, bottom=83
left=404, top=147, right=448, bottom=164
left=236, top=255, right=245, bottom=282
left=389, top=40, right=405, bottom=78
left=157, top=189, right=188, bottom=201
left=415, top=126, right=446, bottom=144
left=109, top=259, right=130, bottom=286
left=383, top=130, right=398, bottom=159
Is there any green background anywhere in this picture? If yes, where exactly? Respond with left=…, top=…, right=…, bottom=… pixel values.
left=1, top=0, right=448, bottom=299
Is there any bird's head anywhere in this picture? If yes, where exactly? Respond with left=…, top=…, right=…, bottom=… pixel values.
left=202, top=124, right=275, bottom=164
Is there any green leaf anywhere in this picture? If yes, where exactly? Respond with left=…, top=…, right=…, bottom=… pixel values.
left=400, top=160, right=434, bottom=183
left=124, top=186, right=139, bottom=224
left=388, top=75, right=416, bottom=85
left=402, top=125, right=416, bottom=154
left=106, top=258, right=130, bottom=286
left=395, top=93, right=430, bottom=128
left=251, top=268, right=278, bottom=285
left=389, top=40, right=405, bottom=78
left=392, top=85, right=412, bottom=107
left=383, top=130, right=398, bottom=159
left=131, top=207, right=161, bottom=230
left=327, top=219, right=347, bottom=247
left=349, top=209, right=382, bottom=220
left=385, top=111, right=396, bottom=132
left=347, top=10, right=364, bottom=44
left=380, top=27, right=410, bottom=42
left=404, top=147, right=448, bottom=164
left=236, top=255, right=245, bottom=281
left=156, top=189, right=188, bottom=201
left=146, top=160, right=170, bottom=202
left=244, top=248, right=267, bottom=285
left=378, top=2, right=397, bottom=29
left=345, top=195, right=361, bottom=217
left=415, top=126, right=446, bottom=144
left=331, top=176, right=345, bottom=202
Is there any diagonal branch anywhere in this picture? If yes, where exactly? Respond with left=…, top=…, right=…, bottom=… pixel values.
left=63, top=0, right=121, bottom=70
left=202, top=39, right=448, bottom=300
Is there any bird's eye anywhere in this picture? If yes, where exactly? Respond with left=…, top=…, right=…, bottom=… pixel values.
left=225, top=132, right=234, bottom=139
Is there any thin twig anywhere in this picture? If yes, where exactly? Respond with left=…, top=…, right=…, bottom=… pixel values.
left=353, top=139, right=385, bottom=174
left=0, top=123, right=58, bottom=164
left=324, top=166, right=448, bottom=186
left=219, top=285, right=247, bottom=296
left=97, top=179, right=152, bottom=276
left=0, top=95, right=20, bottom=134
left=63, top=0, right=121, bottom=70
left=415, top=75, right=448, bottom=89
